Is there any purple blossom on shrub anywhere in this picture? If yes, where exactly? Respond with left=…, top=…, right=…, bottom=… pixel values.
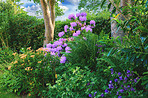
left=46, top=43, right=52, bottom=48
left=90, top=20, right=95, bottom=27
left=68, top=14, right=76, bottom=20
left=70, top=22, right=77, bottom=27
left=62, top=43, right=67, bottom=47
left=76, top=13, right=81, bottom=17
left=65, top=46, right=71, bottom=51
left=81, top=12, right=87, bottom=16
left=85, top=26, right=92, bottom=32
left=64, top=25, right=68, bottom=32
left=70, top=27, right=74, bottom=31
left=60, top=55, right=66, bottom=63
left=76, top=30, right=81, bottom=35
left=79, top=16, right=87, bottom=21
left=73, top=33, right=78, bottom=36
left=81, top=26, right=86, bottom=30
left=58, top=31, right=64, bottom=37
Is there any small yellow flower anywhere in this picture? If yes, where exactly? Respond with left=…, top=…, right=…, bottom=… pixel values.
left=27, top=47, right=31, bottom=50
left=30, top=55, right=35, bottom=58
left=25, top=67, right=31, bottom=71
left=21, top=63, right=24, bottom=66
left=8, top=66, right=11, bottom=70
left=13, top=61, right=18, bottom=64
left=28, top=93, right=31, bottom=96
left=12, top=52, right=17, bottom=56
left=38, top=61, right=42, bottom=63
left=55, top=74, right=57, bottom=78
left=20, top=54, right=27, bottom=59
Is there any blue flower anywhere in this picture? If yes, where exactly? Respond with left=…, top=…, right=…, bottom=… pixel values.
left=127, top=70, right=130, bottom=73
left=118, top=72, right=122, bottom=76
left=118, top=96, right=122, bottom=98
left=105, top=89, right=109, bottom=93
left=101, top=93, right=104, bottom=97
left=89, top=94, right=92, bottom=97
left=119, top=76, right=123, bottom=80
left=119, top=89, right=124, bottom=93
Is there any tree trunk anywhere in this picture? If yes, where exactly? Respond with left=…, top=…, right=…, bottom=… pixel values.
left=110, top=0, right=129, bottom=43
left=40, top=0, right=54, bottom=47
left=49, top=0, right=55, bottom=28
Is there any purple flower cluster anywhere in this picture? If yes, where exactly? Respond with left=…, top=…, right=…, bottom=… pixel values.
left=45, top=12, right=96, bottom=64
left=44, top=38, right=72, bottom=63
left=68, top=14, right=76, bottom=20
left=100, top=68, right=139, bottom=98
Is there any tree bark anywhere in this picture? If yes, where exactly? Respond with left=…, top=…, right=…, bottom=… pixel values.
left=40, top=0, right=54, bottom=47
left=110, top=0, right=130, bottom=43
left=49, top=0, right=55, bottom=28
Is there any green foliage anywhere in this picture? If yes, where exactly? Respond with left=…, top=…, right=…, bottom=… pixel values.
left=0, top=2, right=45, bottom=51
left=42, top=63, right=107, bottom=98
left=78, top=0, right=108, bottom=14
left=66, top=32, right=98, bottom=70
left=0, top=47, right=60, bottom=97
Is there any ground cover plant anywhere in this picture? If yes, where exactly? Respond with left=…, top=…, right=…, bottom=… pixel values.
left=0, top=0, right=147, bottom=98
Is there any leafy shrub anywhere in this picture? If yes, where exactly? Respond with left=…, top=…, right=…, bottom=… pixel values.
left=0, top=2, right=45, bottom=51
left=42, top=64, right=100, bottom=98
left=0, top=47, right=60, bottom=97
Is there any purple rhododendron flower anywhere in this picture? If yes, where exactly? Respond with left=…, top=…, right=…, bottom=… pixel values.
left=76, top=30, right=81, bottom=35
left=50, top=52, right=55, bottom=56
left=90, top=20, right=95, bottom=27
left=85, top=26, right=92, bottom=32
left=70, top=22, right=77, bottom=27
left=56, top=46, right=62, bottom=51
left=73, top=33, right=78, bottom=36
left=79, top=16, right=87, bottom=21
left=66, top=51, right=71, bottom=53
left=124, top=77, right=128, bottom=81
left=68, top=14, right=76, bottom=20
left=58, top=31, right=64, bottom=37
left=70, top=27, right=74, bottom=31
left=109, top=80, right=112, bottom=84
left=64, top=25, right=68, bottom=32
left=76, top=13, right=81, bottom=17
left=108, top=84, right=114, bottom=89
left=65, top=46, right=71, bottom=51
left=60, top=55, right=66, bottom=63
left=46, top=43, right=52, bottom=48
left=81, top=12, right=87, bottom=16
left=81, top=26, right=86, bottom=30
left=101, top=93, right=104, bottom=97
left=62, top=43, right=67, bottom=47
